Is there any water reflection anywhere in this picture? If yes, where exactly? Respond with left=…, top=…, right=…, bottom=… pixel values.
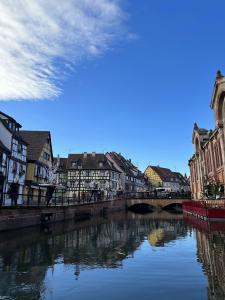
left=185, top=215, right=225, bottom=300
left=0, top=212, right=189, bottom=299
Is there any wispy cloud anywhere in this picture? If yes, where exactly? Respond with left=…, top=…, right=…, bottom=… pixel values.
left=0, top=0, right=128, bottom=101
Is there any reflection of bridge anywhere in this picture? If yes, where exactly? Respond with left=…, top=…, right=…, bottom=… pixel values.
left=128, top=210, right=183, bottom=220
left=126, top=198, right=185, bottom=210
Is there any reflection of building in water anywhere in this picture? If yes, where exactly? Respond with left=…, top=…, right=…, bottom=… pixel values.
left=196, top=229, right=225, bottom=300
left=148, top=221, right=186, bottom=247
left=0, top=214, right=188, bottom=299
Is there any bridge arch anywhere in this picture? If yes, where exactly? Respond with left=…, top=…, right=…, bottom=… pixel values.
left=126, top=198, right=184, bottom=213
left=162, top=202, right=183, bottom=212
left=128, top=203, right=156, bottom=214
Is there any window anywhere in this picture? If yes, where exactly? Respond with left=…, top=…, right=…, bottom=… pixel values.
left=217, top=141, right=223, bottom=167
left=99, top=162, right=104, bottom=168
left=19, top=164, right=25, bottom=177
left=205, top=150, right=211, bottom=174
left=17, top=143, right=22, bottom=154
left=36, top=165, right=41, bottom=177
left=214, top=144, right=220, bottom=168
left=71, top=161, right=77, bottom=167
left=43, top=152, right=50, bottom=161
left=12, top=161, right=17, bottom=174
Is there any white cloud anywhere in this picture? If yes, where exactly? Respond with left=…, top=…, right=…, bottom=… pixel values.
left=0, top=0, right=128, bottom=100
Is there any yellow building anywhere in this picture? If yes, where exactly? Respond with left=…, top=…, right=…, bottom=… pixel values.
left=144, top=165, right=187, bottom=192
left=19, top=131, right=53, bottom=204
left=144, top=166, right=163, bottom=188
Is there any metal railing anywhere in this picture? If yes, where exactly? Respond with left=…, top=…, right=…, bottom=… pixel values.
left=183, top=199, right=225, bottom=209
left=0, top=191, right=192, bottom=207
left=0, top=192, right=122, bottom=207
left=124, top=191, right=191, bottom=200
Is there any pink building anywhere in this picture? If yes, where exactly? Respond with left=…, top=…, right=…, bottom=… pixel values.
left=189, top=71, right=225, bottom=199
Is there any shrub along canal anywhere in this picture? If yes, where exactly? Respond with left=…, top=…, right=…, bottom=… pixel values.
left=0, top=210, right=222, bottom=300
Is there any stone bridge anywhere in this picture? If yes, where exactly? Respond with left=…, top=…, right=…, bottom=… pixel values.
left=126, top=198, right=185, bottom=210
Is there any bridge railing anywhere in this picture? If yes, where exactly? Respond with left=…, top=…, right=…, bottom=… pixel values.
left=0, top=190, right=192, bottom=208
left=124, top=191, right=191, bottom=200
left=183, top=199, right=225, bottom=209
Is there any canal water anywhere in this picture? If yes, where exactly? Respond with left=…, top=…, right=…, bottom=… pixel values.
left=0, top=211, right=223, bottom=300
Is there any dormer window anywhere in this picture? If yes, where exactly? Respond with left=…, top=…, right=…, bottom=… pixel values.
left=43, top=151, right=50, bottom=161
left=72, top=161, right=77, bottom=168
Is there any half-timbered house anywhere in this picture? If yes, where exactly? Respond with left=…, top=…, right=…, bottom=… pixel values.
left=19, top=131, right=54, bottom=204
left=106, top=152, right=147, bottom=193
left=0, top=111, right=27, bottom=205
left=0, top=141, right=10, bottom=204
left=67, top=153, right=121, bottom=201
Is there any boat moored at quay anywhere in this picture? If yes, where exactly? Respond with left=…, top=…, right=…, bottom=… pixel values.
left=183, top=199, right=225, bottom=221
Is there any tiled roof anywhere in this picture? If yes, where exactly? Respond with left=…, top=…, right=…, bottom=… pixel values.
left=0, top=111, right=22, bottom=128
left=53, top=157, right=68, bottom=171
left=148, top=166, right=189, bottom=185
left=107, top=152, right=137, bottom=177
left=19, top=131, right=52, bottom=161
left=67, top=153, right=120, bottom=172
left=173, top=172, right=189, bottom=185
left=198, top=128, right=208, bottom=134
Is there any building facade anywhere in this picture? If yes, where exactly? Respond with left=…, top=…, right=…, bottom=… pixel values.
left=19, top=131, right=54, bottom=204
left=0, top=141, right=10, bottom=204
left=144, top=165, right=189, bottom=192
left=106, top=152, right=147, bottom=193
left=52, top=156, right=68, bottom=201
left=54, top=157, right=68, bottom=187
left=189, top=71, right=225, bottom=199
left=0, top=111, right=27, bottom=205
left=67, top=153, right=121, bottom=201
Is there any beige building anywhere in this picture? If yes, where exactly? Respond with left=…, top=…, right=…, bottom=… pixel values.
left=19, top=131, right=54, bottom=204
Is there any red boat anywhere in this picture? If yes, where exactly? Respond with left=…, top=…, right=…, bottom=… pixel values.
left=183, top=200, right=225, bottom=221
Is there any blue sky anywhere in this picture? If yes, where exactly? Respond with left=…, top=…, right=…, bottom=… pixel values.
left=1, top=0, right=225, bottom=174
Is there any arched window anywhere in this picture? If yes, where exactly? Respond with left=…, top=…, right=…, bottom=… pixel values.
left=195, top=137, right=200, bottom=154
left=214, top=143, right=219, bottom=168
left=205, top=150, right=212, bottom=174
left=218, top=141, right=223, bottom=166
left=216, top=92, right=225, bottom=126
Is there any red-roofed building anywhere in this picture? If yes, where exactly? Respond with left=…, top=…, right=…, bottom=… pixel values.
left=144, top=165, right=189, bottom=192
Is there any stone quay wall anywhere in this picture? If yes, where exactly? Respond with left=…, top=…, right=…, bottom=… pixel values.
left=0, top=199, right=126, bottom=232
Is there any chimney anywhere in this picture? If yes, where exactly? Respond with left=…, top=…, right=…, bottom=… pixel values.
left=92, top=152, right=96, bottom=157
left=84, top=152, right=87, bottom=158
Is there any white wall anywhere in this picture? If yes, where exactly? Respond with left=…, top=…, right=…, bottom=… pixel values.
left=0, top=122, right=11, bottom=150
